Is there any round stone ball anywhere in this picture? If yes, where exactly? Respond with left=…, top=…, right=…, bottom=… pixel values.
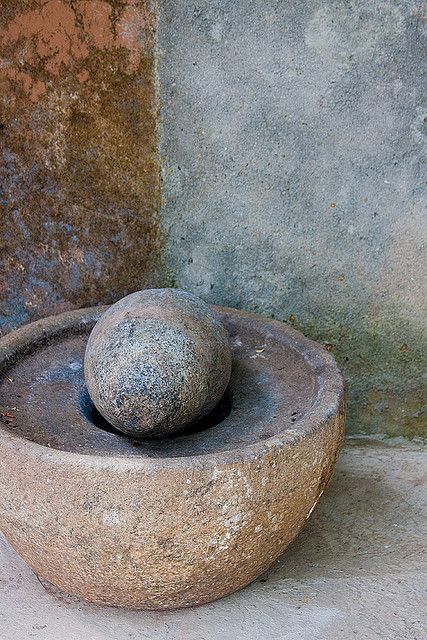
left=84, top=289, right=232, bottom=438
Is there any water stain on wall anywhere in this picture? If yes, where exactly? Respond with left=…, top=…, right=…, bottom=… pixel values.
left=0, top=0, right=161, bottom=334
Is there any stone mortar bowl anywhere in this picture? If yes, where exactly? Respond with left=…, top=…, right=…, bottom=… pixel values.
left=0, top=306, right=345, bottom=610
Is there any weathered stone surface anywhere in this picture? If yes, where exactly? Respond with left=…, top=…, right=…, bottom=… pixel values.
left=0, top=306, right=345, bottom=609
left=1, top=440, right=425, bottom=639
left=84, top=289, right=232, bottom=438
left=0, top=0, right=160, bottom=335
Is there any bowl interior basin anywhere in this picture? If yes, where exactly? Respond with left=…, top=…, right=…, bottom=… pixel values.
left=0, top=307, right=325, bottom=459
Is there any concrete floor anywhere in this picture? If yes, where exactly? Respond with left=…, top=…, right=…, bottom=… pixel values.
left=0, top=438, right=425, bottom=640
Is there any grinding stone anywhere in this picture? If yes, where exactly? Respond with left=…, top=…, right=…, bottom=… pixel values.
left=84, top=289, right=232, bottom=438
left=0, top=306, right=345, bottom=610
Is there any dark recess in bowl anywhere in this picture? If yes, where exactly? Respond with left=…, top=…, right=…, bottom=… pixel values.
left=79, top=387, right=233, bottom=442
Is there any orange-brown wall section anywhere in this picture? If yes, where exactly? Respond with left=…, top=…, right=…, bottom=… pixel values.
left=0, top=0, right=160, bottom=334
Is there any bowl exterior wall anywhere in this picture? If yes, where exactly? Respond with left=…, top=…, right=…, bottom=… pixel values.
left=0, top=406, right=344, bottom=610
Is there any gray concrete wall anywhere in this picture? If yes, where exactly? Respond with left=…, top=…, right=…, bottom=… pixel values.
left=159, top=0, right=427, bottom=437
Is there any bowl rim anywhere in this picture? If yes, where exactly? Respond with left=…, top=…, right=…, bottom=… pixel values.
left=0, top=305, right=345, bottom=471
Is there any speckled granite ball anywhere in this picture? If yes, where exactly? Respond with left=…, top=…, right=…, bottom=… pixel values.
left=84, top=289, right=232, bottom=438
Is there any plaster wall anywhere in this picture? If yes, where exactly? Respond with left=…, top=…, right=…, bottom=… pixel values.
left=159, top=0, right=427, bottom=436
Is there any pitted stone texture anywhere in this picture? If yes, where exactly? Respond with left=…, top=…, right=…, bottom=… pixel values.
left=84, top=289, right=232, bottom=438
left=1, top=440, right=425, bottom=639
left=0, top=306, right=345, bottom=609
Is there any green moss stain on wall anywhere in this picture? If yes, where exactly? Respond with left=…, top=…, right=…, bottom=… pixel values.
left=285, top=310, right=426, bottom=438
